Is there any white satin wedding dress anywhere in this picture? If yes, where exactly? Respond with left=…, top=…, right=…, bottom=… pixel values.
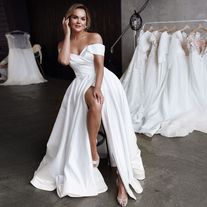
left=120, top=30, right=152, bottom=129
left=31, top=43, right=145, bottom=200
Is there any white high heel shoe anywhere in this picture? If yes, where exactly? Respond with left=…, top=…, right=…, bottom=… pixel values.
left=116, top=173, right=128, bottom=206
left=117, top=195, right=128, bottom=207
left=92, top=156, right=100, bottom=168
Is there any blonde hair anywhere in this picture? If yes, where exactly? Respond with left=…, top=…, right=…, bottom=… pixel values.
left=65, top=3, right=91, bottom=30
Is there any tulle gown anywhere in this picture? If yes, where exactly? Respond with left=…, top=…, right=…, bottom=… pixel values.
left=188, top=32, right=207, bottom=108
left=1, top=33, right=46, bottom=85
left=157, top=31, right=206, bottom=137
left=187, top=33, right=207, bottom=133
left=31, top=43, right=145, bottom=200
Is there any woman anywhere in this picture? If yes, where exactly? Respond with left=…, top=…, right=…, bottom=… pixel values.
left=30, top=3, right=145, bottom=206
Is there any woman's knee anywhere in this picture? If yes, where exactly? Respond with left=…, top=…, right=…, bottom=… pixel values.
left=89, top=99, right=102, bottom=114
left=85, top=87, right=102, bottom=114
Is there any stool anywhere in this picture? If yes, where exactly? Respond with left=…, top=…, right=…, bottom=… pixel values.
left=97, top=121, right=111, bottom=166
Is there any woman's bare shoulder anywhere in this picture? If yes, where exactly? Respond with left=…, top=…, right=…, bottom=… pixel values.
left=87, top=32, right=103, bottom=44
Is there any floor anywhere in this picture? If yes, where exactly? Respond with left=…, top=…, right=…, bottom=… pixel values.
left=0, top=79, right=207, bottom=207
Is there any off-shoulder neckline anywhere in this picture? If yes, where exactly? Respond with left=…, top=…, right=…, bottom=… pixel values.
left=70, top=43, right=104, bottom=56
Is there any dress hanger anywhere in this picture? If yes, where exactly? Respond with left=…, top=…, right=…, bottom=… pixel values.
left=179, top=24, right=191, bottom=32
left=144, top=26, right=154, bottom=32
left=191, top=23, right=207, bottom=33
left=167, top=25, right=177, bottom=33
left=148, top=26, right=154, bottom=32
left=157, top=26, right=168, bottom=32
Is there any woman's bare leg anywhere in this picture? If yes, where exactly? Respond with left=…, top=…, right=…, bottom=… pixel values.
left=85, top=87, right=102, bottom=161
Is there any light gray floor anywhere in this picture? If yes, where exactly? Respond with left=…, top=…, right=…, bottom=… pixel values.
left=0, top=79, right=207, bottom=207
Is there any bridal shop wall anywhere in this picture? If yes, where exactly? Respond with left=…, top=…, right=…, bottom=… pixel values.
left=121, top=0, right=207, bottom=71
left=0, top=0, right=30, bottom=60
left=26, top=0, right=122, bottom=80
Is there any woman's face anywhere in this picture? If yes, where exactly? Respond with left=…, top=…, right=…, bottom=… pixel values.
left=69, top=8, right=87, bottom=32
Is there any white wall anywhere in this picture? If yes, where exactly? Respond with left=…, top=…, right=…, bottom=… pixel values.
left=121, top=0, right=207, bottom=71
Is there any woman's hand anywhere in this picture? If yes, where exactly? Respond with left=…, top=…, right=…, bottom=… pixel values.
left=62, top=17, right=71, bottom=36
left=93, top=87, right=104, bottom=105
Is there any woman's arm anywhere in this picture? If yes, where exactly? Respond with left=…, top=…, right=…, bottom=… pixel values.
left=92, top=33, right=104, bottom=104
left=58, top=17, right=71, bottom=65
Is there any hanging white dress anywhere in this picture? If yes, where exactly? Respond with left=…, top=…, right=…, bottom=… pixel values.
left=142, top=31, right=161, bottom=116
left=30, top=43, right=145, bottom=200
left=157, top=31, right=171, bottom=90
left=1, top=33, right=46, bottom=85
left=187, top=33, right=207, bottom=133
left=188, top=32, right=207, bottom=108
left=139, top=31, right=171, bottom=136
left=120, top=30, right=152, bottom=130
left=164, top=31, right=191, bottom=117
left=202, top=44, right=207, bottom=104
left=158, top=31, right=205, bottom=137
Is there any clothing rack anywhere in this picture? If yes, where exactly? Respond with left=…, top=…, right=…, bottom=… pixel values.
left=142, top=19, right=207, bottom=30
